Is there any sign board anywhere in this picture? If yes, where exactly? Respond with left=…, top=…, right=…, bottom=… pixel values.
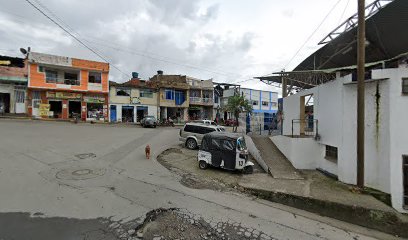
left=47, top=91, right=81, bottom=99
left=84, top=96, right=105, bottom=103
left=39, top=104, right=50, bottom=117
left=131, top=97, right=140, bottom=104
left=29, top=52, right=72, bottom=67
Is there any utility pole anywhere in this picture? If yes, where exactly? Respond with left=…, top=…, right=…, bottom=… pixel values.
left=357, top=0, right=366, bottom=188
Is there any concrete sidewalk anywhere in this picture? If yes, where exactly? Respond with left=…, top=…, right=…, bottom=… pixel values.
left=244, top=136, right=408, bottom=238
left=158, top=145, right=408, bottom=238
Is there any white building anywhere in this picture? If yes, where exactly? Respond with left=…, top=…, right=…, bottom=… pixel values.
left=222, top=87, right=278, bottom=130
left=270, top=63, right=408, bottom=213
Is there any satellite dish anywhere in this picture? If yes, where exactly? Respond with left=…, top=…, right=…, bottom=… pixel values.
left=20, top=48, right=27, bottom=55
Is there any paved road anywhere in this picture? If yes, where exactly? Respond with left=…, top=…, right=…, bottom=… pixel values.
left=0, top=119, right=397, bottom=240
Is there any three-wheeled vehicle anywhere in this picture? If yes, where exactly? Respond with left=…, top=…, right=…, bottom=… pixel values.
left=198, top=132, right=254, bottom=174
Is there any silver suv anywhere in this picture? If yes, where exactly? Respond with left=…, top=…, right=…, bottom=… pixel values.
left=179, top=123, right=225, bottom=149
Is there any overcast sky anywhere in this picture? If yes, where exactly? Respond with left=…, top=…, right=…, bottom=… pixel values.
left=0, top=0, right=376, bottom=93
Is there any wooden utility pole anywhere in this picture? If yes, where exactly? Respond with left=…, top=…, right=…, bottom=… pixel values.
left=357, top=0, right=366, bottom=188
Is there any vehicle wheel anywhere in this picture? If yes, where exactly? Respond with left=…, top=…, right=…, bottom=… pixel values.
left=186, top=138, right=197, bottom=149
left=199, top=160, right=208, bottom=169
left=243, top=165, right=253, bottom=174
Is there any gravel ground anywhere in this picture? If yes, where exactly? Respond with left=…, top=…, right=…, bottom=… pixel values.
left=157, top=146, right=266, bottom=192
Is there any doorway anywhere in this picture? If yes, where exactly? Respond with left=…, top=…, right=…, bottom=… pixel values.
left=136, top=106, right=148, bottom=122
left=68, top=101, right=81, bottom=118
left=49, top=100, right=62, bottom=118
left=110, top=105, right=117, bottom=122
left=122, top=106, right=134, bottom=123
left=299, top=94, right=314, bottom=135
left=0, top=93, right=10, bottom=113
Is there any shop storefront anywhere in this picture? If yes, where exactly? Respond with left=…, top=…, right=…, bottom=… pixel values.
left=28, top=90, right=107, bottom=121
left=83, top=94, right=108, bottom=122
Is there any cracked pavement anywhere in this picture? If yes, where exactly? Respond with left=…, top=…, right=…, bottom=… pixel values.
left=0, top=119, right=398, bottom=240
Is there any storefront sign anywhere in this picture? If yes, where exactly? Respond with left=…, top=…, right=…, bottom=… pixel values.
left=39, top=104, right=50, bottom=116
left=46, top=91, right=81, bottom=99
left=131, top=97, right=140, bottom=104
left=84, top=96, right=105, bottom=103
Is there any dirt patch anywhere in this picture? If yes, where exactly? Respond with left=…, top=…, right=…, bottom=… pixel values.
left=134, top=208, right=272, bottom=240
left=157, top=147, right=266, bottom=192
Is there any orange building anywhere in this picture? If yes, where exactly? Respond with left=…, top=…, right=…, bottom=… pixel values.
left=27, top=52, right=109, bottom=121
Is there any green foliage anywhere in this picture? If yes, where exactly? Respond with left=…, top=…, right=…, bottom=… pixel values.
left=226, top=95, right=253, bottom=128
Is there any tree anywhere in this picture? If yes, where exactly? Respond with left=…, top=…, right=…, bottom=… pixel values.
left=226, top=94, right=252, bottom=132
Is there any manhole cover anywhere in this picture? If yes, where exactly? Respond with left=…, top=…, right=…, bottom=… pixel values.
left=56, top=167, right=106, bottom=180
left=75, top=153, right=96, bottom=159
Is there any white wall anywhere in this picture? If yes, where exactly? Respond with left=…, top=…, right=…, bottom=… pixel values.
left=272, top=135, right=323, bottom=170
left=281, top=74, right=391, bottom=187
left=372, top=66, right=408, bottom=213
left=278, top=67, right=408, bottom=213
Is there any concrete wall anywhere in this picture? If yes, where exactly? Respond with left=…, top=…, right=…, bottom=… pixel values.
left=278, top=66, right=408, bottom=213
left=372, top=66, right=408, bottom=213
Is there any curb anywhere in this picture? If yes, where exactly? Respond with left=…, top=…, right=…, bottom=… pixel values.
left=243, top=187, right=408, bottom=238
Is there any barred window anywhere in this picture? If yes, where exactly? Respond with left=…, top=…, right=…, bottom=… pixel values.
left=325, top=145, right=338, bottom=163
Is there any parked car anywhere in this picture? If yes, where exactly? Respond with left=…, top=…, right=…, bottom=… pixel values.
left=179, top=123, right=225, bottom=149
left=140, top=116, right=157, bottom=128
left=225, top=119, right=237, bottom=126
left=192, top=119, right=217, bottom=126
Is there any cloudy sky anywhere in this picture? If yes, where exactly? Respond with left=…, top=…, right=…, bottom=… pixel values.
left=0, top=0, right=375, bottom=93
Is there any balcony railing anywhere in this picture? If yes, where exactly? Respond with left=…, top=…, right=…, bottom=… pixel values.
left=189, top=97, right=213, bottom=105
left=46, top=77, right=81, bottom=86
left=291, top=119, right=319, bottom=139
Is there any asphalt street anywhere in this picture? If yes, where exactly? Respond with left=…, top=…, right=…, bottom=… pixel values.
left=0, top=119, right=398, bottom=240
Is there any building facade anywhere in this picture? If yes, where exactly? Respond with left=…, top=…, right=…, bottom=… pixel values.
left=27, top=52, right=109, bottom=121
left=187, top=77, right=214, bottom=120
left=222, top=87, right=278, bottom=129
left=149, top=72, right=189, bottom=122
left=272, top=63, right=408, bottom=213
left=0, top=55, right=27, bottom=115
left=109, top=77, right=158, bottom=123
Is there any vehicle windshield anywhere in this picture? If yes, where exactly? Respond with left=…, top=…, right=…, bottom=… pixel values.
left=237, top=137, right=247, bottom=151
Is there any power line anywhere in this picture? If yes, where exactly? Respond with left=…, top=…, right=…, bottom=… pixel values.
left=338, top=0, right=351, bottom=25
left=23, top=0, right=131, bottom=78
left=284, top=0, right=343, bottom=69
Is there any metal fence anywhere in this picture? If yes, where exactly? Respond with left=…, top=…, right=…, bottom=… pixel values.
left=291, top=119, right=318, bottom=138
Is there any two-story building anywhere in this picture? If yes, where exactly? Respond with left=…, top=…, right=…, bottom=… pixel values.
left=27, top=52, right=109, bottom=121
left=0, top=55, right=27, bottom=115
left=109, top=73, right=158, bottom=123
left=187, top=77, right=213, bottom=120
left=223, top=87, right=278, bottom=125
left=149, top=71, right=189, bottom=122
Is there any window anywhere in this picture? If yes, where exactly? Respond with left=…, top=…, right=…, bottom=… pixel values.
left=215, top=96, right=219, bottom=103
left=165, top=89, right=174, bottom=100
left=222, top=140, right=235, bottom=151
left=252, top=100, right=259, bottom=106
left=197, top=126, right=215, bottom=134
left=325, top=145, right=338, bottom=162
left=402, top=78, right=408, bottom=94
left=88, top=72, right=101, bottom=84
left=262, top=101, right=269, bottom=106
left=45, top=70, right=58, bottom=83
left=116, top=88, right=130, bottom=96
left=184, top=125, right=197, bottom=133
left=38, top=66, right=44, bottom=72
left=140, top=89, right=153, bottom=98
left=15, top=90, right=24, bottom=103
left=271, top=102, right=278, bottom=107
left=211, top=139, right=222, bottom=150
left=64, top=72, right=79, bottom=85
left=403, top=155, right=408, bottom=209
left=237, top=137, right=246, bottom=151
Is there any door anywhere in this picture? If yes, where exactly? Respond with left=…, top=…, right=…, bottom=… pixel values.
left=15, top=90, right=25, bottom=113
left=210, top=139, right=223, bottom=167
left=110, top=105, right=117, bottom=122
left=31, top=91, right=41, bottom=117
